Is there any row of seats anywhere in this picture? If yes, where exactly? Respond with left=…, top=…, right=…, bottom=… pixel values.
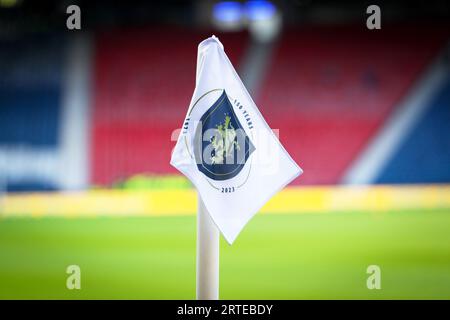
left=0, top=36, right=63, bottom=146
left=257, top=24, right=449, bottom=184
left=2, top=26, right=448, bottom=189
left=91, top=25, right=449, bottom=185
left=0, top=36, right=63, bottom=191
left=91, top=28, right=249, bottom=185
left=377, top=75, right=450, bottom=184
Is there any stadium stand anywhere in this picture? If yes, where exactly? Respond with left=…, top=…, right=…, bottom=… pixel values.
left=91, top=28, right=249, bottom=185
left=376, top=75, right=450, bottom=183
left=257, top=24, right=449, bottom=185
left=2, top=26, right=449, bottom=190
left=0, top=36, right=64, bottom=191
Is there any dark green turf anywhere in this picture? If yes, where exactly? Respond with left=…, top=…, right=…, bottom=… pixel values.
left=1, top=210, right=450, bottom=299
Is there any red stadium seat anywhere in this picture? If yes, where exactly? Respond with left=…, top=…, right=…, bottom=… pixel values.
left=91, top=24, right=448, bottom=186
left=257, top=24, right=449, bottom=184
left=92, top=27, right=249, bottom=185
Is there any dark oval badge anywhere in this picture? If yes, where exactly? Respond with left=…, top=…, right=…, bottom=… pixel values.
left=194, top=90, right=255, bottom=181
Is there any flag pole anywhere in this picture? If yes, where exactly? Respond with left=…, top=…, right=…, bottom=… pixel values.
left=196, top=194, right=219, bottom=300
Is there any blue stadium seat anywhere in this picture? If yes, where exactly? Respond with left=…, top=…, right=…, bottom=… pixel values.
left=0, top=36, right=64, bottom=191
left=0, top=36, right=63, bottom=147
left=0, top=88, right=60, bottom=146
left=377, top=76, right=450, bottom=183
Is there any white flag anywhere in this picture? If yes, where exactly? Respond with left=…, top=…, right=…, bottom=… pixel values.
left=171, top=36, right=302, bottom=244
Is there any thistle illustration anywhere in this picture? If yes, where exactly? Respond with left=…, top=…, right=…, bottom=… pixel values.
left=210, top=115, right=240, bottom=165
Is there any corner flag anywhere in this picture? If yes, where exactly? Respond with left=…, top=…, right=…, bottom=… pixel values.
left=171, top=36, right=302, bottom=244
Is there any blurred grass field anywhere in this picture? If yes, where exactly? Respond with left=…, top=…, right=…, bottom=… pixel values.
left=1, top=210, right=450, bottom=299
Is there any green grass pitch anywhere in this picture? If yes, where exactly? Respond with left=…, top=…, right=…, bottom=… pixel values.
left=1, top=210, right=450, bottom=299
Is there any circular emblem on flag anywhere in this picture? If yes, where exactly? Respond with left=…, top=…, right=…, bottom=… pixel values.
left=193, top=90, right=255, bottom=181
left=182, top=89, right=255, bottom=189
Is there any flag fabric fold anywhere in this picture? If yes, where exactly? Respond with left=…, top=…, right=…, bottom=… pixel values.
left=171, top=35, right=302, bottom=244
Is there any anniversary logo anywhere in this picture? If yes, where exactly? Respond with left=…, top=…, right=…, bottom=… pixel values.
left=183, top=89, right=256, bottom=192
left=171, top=36, right=302, bottom=244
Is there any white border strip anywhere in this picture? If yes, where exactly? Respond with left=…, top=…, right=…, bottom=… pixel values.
left=59, top=34, right=93, bottom=190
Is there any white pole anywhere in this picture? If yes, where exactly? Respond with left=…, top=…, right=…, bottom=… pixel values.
left=196, top=194, right=220, bottom=300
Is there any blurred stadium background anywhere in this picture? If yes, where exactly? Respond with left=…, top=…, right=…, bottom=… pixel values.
left=1, top=0, right=450, bottom=299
